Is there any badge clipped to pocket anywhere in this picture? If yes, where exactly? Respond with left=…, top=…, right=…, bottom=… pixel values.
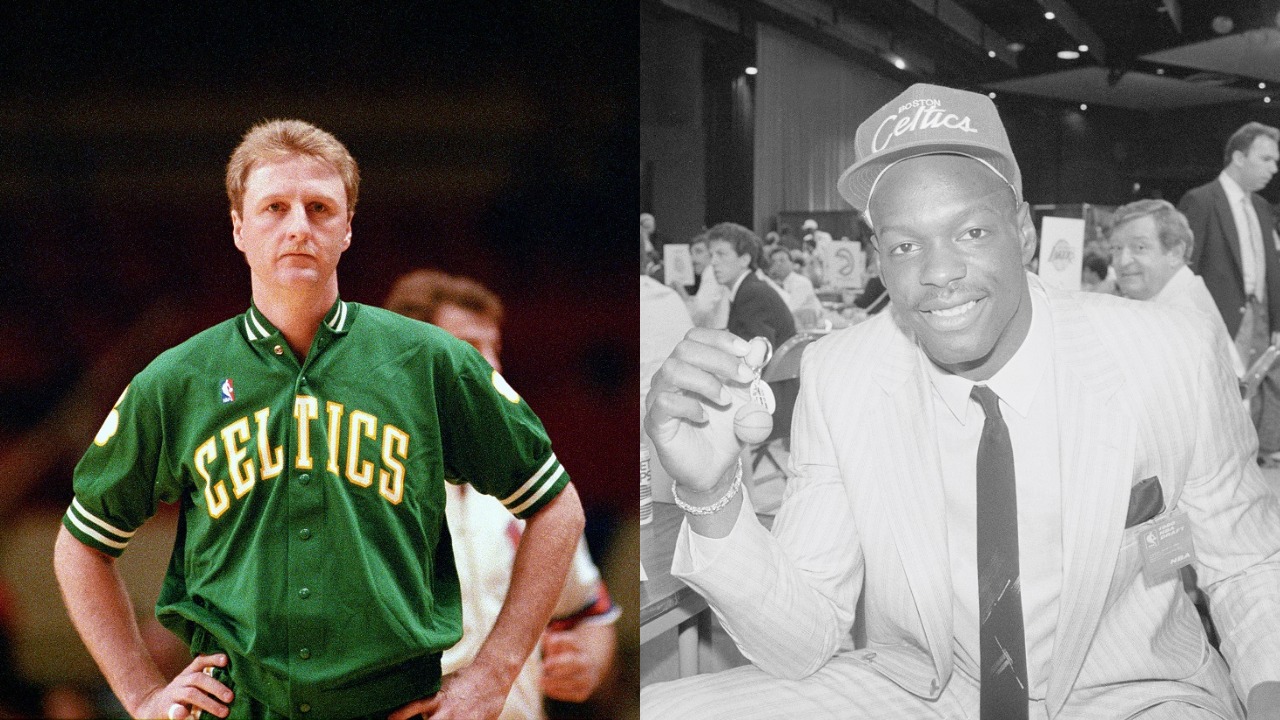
left=1137, top=508, right=1196, bottom=583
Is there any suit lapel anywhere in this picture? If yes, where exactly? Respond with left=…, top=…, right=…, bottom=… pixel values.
left=1042, top=288, right=1134, bottom=714
left=871, top=313, right=954, bottom=682
left=1213, top=183, right=1246, bottom=277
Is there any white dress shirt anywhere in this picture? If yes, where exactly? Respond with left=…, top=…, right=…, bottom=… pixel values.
left=1153, top=265, right=1246, bottom=378
left=921, top=284, right=1062, bottom=700
left=781, top=271, right=824, bottom=315
left=443, top=484, right=618, bottom=720
left=1219, top=172, right=1266, bottom=301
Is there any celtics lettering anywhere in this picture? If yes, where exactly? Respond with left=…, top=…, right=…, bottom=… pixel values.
left=196, top=395, right=409, bottom=518
left=871, top=101, right=978, bottom=153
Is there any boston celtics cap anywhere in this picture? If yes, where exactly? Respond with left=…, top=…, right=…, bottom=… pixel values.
left=837, top=83, right=1021, bottom=226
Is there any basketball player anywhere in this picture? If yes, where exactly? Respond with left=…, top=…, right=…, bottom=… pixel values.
left=53, top=119, right=584, bottom=720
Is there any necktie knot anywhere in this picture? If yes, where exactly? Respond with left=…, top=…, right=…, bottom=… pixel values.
left=972, top=384, right=1002, bottom=420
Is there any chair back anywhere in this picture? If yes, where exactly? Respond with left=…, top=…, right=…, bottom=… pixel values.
left=757, top=333, right=819, bottom=446
left=763, top=333, right=818, bottom=383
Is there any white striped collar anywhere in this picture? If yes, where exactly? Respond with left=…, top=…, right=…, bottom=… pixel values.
left=242, top=298, right=353, bottom=343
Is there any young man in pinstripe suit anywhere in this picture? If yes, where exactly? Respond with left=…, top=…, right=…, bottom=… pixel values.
left=643, top=84, right=1280, bottom=719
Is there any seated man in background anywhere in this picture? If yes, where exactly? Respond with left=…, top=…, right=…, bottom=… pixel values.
left=765, top=245, right=823, bottom=325
left=385, top=268, right=620, bottom=720
left=706, top=222, right=796, bottom=347
left=671, top=234, right=730, bottom=330
left=1081, top=250, right=1117, bottom=294
left=1108, top=198, right=1245, bottom=378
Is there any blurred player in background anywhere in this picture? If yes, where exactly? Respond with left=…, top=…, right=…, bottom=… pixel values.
left=52, top=119, right=584, bottom=720
left=384, top=268, right=619, bottom=720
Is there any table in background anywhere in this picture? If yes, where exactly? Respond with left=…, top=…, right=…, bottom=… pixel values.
left=640, top=501, right=710, bottom=678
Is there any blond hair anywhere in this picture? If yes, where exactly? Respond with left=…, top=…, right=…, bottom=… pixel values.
left=225, top=119, right=360, bottom=215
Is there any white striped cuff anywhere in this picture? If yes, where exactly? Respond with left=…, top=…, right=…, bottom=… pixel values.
left=64, top=497, right=135, bottom=553
left=502, top=454, right=567, bottom=516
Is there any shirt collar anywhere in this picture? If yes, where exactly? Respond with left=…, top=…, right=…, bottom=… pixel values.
left=727, top=269, right=750, bottom=299
left=1218, top=171, right=1248, bottom=205
left=1152, top=264, right=1192, bottom=304
left=242, top=297, right=353, bottom=344
left=923, top=282, right=1051, bottom=425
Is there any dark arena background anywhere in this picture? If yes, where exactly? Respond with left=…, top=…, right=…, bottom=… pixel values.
left=0, top=3, right=639, bottom=718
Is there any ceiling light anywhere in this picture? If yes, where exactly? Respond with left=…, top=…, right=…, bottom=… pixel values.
left=1156, top=68, right=1165, bottom=75
left=988, top=50, right=996, bottom=58
left=1261, top=82, right=1268, bottom=89
left=1267, top=96, right=1274, bottom=104
left=893, top=57, right=906, bottom=70
left=1078, top=44, right=1089, bottom=53
left=1057, top=50, right=1080, bottom=60
left=1212, top=15, right=1234, bottom=34
left=1044, top=11, right=1056, bottom=20
left=745, top=66, right=758, bottom=75
left=988, top=92, right=997, bottom=99
left=1080, top=103, right=1088, bottom=111
left=1007, top=41, right=1025, bottom=53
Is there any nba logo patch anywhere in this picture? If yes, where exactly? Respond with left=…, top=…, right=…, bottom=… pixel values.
left=220, top=378, right=235, bottom=403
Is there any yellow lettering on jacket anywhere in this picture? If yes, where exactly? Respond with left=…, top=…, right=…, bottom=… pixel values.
left=346, top=410, right=377, bottom=487
left=255, top=407, right=284, bottom=479
left=326, top=401, right=344, bottom=476
left=294, top=396, right=319, bottom=469
left=221, top=417, right=255, bottom=499
left=380, top=425, right=409, bottom=504
left=195, top=438, right=230, bottom=518
left=196, top=400, right=411, bottom=519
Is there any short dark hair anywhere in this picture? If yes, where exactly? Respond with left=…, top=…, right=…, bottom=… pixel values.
left=1105, top=198, right=1194, bottom=261
left=1224, top=122, right=1280, bottom=168
left=705, top=222, right=763, bottom=270
left=384, top=269, right=504, bottom=326
left=1082, top=251, right=1110, bottom=279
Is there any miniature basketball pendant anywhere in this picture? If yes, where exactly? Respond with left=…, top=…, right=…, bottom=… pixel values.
left=734, top=403, right=773, bottom=444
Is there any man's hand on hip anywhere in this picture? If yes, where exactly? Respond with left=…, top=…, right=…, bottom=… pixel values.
left=387, top=664, right=509, bottom=720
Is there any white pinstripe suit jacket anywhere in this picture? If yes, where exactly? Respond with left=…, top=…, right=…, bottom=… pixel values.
left=672, top=275, right=1280, bottom=718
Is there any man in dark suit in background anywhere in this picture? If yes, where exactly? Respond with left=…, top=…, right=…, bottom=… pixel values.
left=1179, top=121, right=1280, bottom=463
left=705, top=222, right=796, bottom=347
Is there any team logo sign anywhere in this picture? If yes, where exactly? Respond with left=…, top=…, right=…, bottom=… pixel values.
left=220, top=378, right=235, bottom=403
left=491, top=370, right=521, bottom=403
left=1049, top=239, right=1075, bottom=272
left=94, top=386, right=130, bottom=446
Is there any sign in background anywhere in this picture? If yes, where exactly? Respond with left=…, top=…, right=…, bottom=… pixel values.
left=663, top=243, right=694, bottom=287
left=1037, top=216, right=1085, bottom=292
left=819, top=239, right=866, bottom=290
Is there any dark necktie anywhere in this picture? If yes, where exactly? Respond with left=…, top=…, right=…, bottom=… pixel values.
left=971, top=384, right=1028, bottom=719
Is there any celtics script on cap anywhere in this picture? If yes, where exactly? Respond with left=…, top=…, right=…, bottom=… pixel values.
left=837, top=83, right=1022, bottom=224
